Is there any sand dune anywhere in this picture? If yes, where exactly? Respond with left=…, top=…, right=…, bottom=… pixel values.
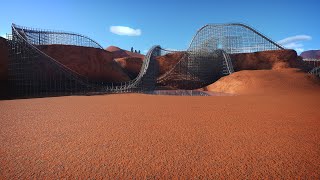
left=204, top=68, right=320, bottom=95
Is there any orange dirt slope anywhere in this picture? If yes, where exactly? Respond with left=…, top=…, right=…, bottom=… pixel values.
left=204, top=68, right=320, bottom=95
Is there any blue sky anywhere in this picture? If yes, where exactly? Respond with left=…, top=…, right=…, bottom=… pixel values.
left=1, top=0, right=319, bottom=54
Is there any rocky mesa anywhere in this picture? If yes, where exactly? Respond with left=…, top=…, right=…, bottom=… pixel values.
left=300, top=50, right=320, bottom=59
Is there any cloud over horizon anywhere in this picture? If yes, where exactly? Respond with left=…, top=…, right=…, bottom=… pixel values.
left=278, top=35, right=312, bottom=54
left=110, top=26, right=141, bottom=36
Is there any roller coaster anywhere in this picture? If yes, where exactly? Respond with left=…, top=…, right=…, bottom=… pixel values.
left=302, top=59, right=320, bottom=77
left=8, top=23, right=284, bottom=98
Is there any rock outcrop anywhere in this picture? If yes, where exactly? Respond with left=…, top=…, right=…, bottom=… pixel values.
left=230, top=49, right=304, bottom=71
left=38, top=45, right=131, bottom=82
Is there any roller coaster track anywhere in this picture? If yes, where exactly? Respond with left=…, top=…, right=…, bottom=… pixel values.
left=9, top=24, right=160, bottom=97
left=156, top=23, right=283, bottom=87
left=303, top=58, right=320, bottom=77
left=189, top=23, right=283, bottom=53
left=309, top=66, right=320, bottom=77
left=9, top=23, right=285, bottom=97
left=156, top=49, right=233, bottom=89
left=303, top=58, right=320, bottom=62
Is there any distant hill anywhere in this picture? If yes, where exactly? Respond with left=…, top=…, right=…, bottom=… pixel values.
left=106, top=46, right=144, bottom=59
left=300, top=50, right=320, bottom=59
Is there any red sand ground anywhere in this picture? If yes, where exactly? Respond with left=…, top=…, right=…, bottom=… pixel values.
left=1, top=47, right=320, bottom=178
left=1, top=91, right=320, bottom=178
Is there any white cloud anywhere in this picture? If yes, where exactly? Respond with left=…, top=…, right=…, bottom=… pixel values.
left=278, top=35, right=312, bottom=53
left=165, top=48, right=182, bottom=52
left=143, top=48, right=182, bottom=54
left=295, top=48, right=304, bottom=54
left=143, top=49, right=148, bottom=53
left=110, top=26, right=141, bottom=36
left=278, top=35, right=312, bottom=45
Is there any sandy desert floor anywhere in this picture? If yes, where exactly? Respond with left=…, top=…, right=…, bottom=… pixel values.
left=0, top=92, right=319, bottom=179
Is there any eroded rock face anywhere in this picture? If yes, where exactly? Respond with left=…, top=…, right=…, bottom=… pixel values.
left=300, top=50, right=320, bottom=59
left=230, top=49, right=304, bottom=71
left=38, top=45, right=131, bottom=82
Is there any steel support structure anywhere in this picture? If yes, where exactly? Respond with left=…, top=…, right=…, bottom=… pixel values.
left=156, top=23, right=283, bottom=89
left=303, top=59, right=320, bottom=77
left=9, top=24, right=159, bottom=98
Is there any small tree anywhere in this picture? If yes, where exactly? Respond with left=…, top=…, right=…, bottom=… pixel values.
left=131, top=47, right=133, bottom=52
left=134, top=50, right=137, bottom=53
left=138, top=50, right=140, bottom=54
